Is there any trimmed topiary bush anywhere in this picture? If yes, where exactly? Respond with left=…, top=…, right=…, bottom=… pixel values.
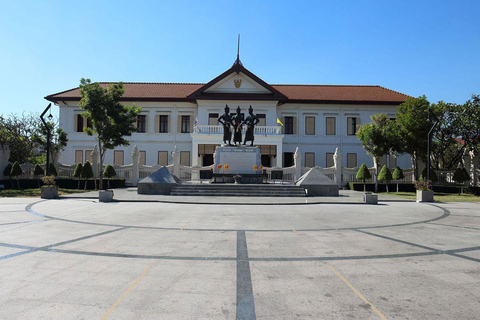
left=420, top=167, right=438, bottom=183
left=10, top=161, right=23, bottom=189
left=392, top=167, right=405, bottom=192
left=81, top=161, right=94, bottom=190
left=49, top=163, right=58, bottom=177
left=453, top=167, right=470, bottom=194
left=33, top=164, right=45, bottom=187
left=3, top=163, right=12, bottom=188
left=378, top=165, right=393, bottom=193
left=356, top=163, right=371, bottom=192
left=103, top=164, right=117, bottom=188
left=73, top=163, right=83, bottom=189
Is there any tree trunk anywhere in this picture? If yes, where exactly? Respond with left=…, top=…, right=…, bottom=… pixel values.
left=396, top=183, right=399, bottom=193
left=78, top=179, right=80, bottom=190
left=84, top=179, right=87, bottom=190
left=99, top=144, right=104, bottom=190
left=363, top=179, right=366, bottom=192
left=374, top=159, right=379, bottom=193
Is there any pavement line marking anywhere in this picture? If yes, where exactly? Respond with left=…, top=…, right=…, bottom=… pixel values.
left=328, top=265, right=387, bottom=320
left=101, top=264, right=152, bottom=320
left=236, top=231, right=256, bottom=320
left=180, top=219, right=191, bottom=230
left=289, top=225, right=296, bottom=233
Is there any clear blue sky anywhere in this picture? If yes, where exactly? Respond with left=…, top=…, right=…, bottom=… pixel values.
left=1, top=0, right=479, bottom=117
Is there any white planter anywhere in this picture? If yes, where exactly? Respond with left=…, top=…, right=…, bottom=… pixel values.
left=99, top=190, right=114, bottom=202
left=416, top=190, right=434, bottom=202
left=363, top=193, right=378, bottom=204
left=41, top=186, right=58, bottom=199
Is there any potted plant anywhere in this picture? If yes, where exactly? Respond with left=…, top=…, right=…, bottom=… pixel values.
left=415, top=179, right=433, bottom=202
left=41, top=175, right=58, bottom=199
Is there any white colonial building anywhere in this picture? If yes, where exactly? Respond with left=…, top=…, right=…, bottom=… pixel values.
left=45, top=58, right=411, bottom=170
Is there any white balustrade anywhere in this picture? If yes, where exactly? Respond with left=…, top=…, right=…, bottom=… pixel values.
left=194, top=125, right=282, bottom=135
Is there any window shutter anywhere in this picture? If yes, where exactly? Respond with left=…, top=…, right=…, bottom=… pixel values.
left=178, top=115, right=182, bottom=133
left=155, top=115, right=159, bottom=133
left=145, top=115, right=148, bottom=132
left=189, top=115, right=193, bottom=133
left=133, top=116, right=138, bottom=129
left=281, top=117, right=285, bottom=134
left=292, top=116, right=297, bottom=135
left=356, top=117, right=361, bottom=132
left=74, top=115, right=78, bottom=132
left=167, top=115, right=171, bottom=133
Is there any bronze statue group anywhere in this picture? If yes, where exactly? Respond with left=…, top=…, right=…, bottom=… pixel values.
left=217, top=105, right=259, bottom=146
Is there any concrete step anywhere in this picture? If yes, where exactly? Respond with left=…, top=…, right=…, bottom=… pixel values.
left=170, top=184, right=306, bottom=197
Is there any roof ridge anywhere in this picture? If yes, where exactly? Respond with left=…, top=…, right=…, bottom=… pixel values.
left=271, top=84, right=381, bottom=87
left=96, top=82, right=205, bottom=85
left=377, top=85, right=412, bottom=98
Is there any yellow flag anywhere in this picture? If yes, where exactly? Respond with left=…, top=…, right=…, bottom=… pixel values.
left=276, top=118, right=283, bottom=126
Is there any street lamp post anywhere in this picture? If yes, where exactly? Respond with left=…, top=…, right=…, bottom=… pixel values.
left=40, top=103, right=53, bottom=176
left=427, top=108, right=439, bottom=182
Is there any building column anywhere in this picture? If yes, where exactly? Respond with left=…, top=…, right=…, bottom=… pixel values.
left=191, top=142, right=199, bottom=166
left=294, top=147, right=302, bottom=180
left=276, top=142, right=283, bottom=167
left=172, top=145, right=180, bottom=178
left=333, top=147, right=342, bottom=187
left=131, top=145, right=139, bottom=186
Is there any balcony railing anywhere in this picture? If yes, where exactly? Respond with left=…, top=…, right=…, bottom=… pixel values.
left=193, top=125, right=282, bottom=135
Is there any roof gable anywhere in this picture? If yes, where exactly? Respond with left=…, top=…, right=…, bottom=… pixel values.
left=187, top=61, right=287, bottom=101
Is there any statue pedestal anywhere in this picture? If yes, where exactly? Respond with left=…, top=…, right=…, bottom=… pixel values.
left=213, top=146, right=263, bottom=183
left=214, top=146, right=261, bottom=174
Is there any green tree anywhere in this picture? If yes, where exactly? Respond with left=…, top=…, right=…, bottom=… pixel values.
left=32, top=118, right=68, bottom=165
left=356, top=163, right=371, bottom=192
left=378, top=165, right=393, bottom=193
left=456, top=95, right=480, bottom=153
left=430, top=102, right=465, bottom=170
left=0, top=113, right=40, bottom=163
left=395, top=96, right=436, bottom=179
left=356, top=114, right=394, bottom=192
left=73, top=163, right=83, bottom=189
left=33, top=164, right=44, bottom=187
left=453, top=168, right=470, bottom=194
left=81, top=161, right=94, bottom=190
left=10, top=161, right=22, bottom=189
left=49, top=163, right=57, bottom=177
left=392, top=167, right=405, bottom=192
left=79, top=79, right=139, bottom=190
left=103, top=164, right=117, bottom=188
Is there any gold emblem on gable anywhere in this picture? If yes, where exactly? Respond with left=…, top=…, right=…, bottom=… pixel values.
left=234, top=79, right=242, bottom=89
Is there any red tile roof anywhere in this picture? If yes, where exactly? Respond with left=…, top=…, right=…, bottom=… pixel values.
left=45, top=82, right=410, bottom=104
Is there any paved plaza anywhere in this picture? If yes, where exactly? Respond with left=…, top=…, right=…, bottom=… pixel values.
left=0, top=190, right=479, bottom=319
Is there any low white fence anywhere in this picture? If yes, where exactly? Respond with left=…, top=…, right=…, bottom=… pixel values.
left=16, top=162, right=477, bottom=187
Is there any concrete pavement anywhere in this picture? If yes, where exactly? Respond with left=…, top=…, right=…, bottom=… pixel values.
left=0, top=193, right=479, bottom=319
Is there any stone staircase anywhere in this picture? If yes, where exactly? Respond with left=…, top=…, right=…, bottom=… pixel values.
left=170, top=184, right=306, bottom=197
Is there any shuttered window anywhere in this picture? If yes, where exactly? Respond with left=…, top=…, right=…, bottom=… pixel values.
left=347, top=153, right=357, bottom=168
left=208, top=113, right=219, bottom=125
left=305, top=117, right=315, bottom=135
left=180, top=151, right=190, bottom=166
left=347, top=117, right=361, bottom=135
left=257, top=114, right=266, bottom=126
left=305, top=152, right=315, bottom=167
left=326, top=117, right=336, bottom=135
left=326, top=153, right=335, bottom=168
left=75, top=150, right=83, bottom=164
left=85, top=150, right=93, bottom=164
left=139, top=151, right=146, bottom=165
left=114, top=151, right=124, bottom=165
left=158, top=151, right=168, bottom=166
left=76, top=115, right=84, bottom=132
